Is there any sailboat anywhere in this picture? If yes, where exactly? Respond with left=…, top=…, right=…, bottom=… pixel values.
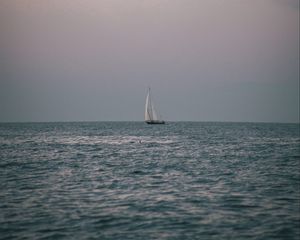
left=145, top=88, right=165, bottom=124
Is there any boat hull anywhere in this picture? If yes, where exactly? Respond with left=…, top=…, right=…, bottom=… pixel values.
left=146, top=120, right=165, bottom=124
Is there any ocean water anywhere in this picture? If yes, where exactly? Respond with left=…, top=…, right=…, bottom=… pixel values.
left=0, top=122, right=299, bottom=240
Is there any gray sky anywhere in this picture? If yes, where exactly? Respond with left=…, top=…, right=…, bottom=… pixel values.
left=0, top=0, right=299, bottom=122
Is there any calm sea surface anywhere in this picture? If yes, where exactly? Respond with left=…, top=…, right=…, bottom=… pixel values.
left=0, top=122, right=299, bottom=239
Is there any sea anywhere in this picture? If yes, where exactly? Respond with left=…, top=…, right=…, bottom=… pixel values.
left=0, top=122, right=299, bottom=240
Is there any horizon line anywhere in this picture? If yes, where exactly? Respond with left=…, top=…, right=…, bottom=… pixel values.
left=0, top=120, right=299, bottom=124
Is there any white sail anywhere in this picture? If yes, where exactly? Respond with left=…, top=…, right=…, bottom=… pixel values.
left=150, top=102, right=158, bottom=120
left=145, top=91, right=151, bottom=121
left=145, top=88, right=164, bottom=123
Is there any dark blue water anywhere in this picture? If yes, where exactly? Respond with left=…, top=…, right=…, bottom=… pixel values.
left=0, top=122, right=299, bottom=239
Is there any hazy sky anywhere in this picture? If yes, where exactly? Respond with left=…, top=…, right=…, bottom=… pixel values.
left=0, top=0, right=299, bottom=122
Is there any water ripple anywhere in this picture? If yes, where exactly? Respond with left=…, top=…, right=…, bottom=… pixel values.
left=0, top=122, right=299, bottom=239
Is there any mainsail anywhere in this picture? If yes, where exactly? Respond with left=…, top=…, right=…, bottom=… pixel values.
left=145, top=88, right=165, bottom=124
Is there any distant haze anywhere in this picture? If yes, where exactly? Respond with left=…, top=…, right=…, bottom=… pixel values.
left=0, top=0, right=299, bottom=122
